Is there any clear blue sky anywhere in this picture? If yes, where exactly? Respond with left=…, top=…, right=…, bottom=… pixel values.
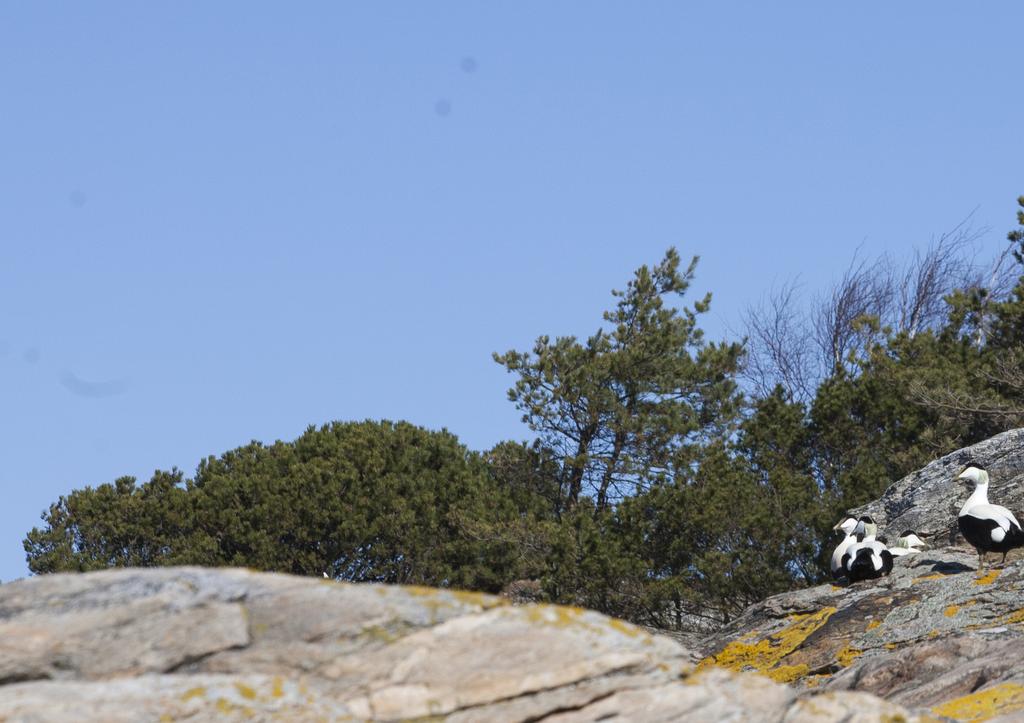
left=2, top=3, right=1022, bottom=582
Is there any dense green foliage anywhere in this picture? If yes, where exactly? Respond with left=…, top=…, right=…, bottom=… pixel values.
left=25, top=200, right=1024, bottom=630
left=25, top=421, right=527, bottom=591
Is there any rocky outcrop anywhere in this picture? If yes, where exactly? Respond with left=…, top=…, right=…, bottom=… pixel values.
left=698, top=547, right=1024, bottom=717
left=698, top=428, right=1024, bottom=722
left=0, top=567, right=916, bottom=722
left=851, top=427, right=1024, bottom=546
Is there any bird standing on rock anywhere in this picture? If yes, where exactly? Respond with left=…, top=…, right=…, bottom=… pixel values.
left=957, top=464, right=1024, bottom=571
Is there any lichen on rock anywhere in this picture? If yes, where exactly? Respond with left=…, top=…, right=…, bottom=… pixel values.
left=697, top=607, right=836, bottom=680
left=931, top=682, right=1024, bottom=722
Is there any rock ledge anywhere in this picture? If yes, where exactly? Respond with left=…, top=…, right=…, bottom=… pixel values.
left=0, top=567, right=915, bottom=722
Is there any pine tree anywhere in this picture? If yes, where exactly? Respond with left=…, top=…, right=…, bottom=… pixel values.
left=494, top=248, right=742, bottom=511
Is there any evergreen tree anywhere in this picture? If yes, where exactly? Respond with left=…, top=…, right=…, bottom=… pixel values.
left=494, top=248, right=742, bottom=511
left=25, top=470, right=193, bottom=573
left=25, top=421, right=524, bottom=592
left=1008, top=196, right=1024, bottom=265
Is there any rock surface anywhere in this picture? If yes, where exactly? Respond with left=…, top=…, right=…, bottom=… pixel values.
left=698, top=427, right=1024, bottom=722
left=698, top=547, right=1024, bottom=716
left=0, top=567, right=916, bottom=722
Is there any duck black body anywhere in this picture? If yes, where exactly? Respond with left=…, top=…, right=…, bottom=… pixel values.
left=841, top=517, right=893, bottom=583
left=845, top=544, right=894, bottom=582
left=957, top=465, right=1024, bottom=570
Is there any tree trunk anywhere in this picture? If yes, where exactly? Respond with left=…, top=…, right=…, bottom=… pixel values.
left=565, top=427, right=595, bottom=506
left=597, top=429, right=626, bottom=511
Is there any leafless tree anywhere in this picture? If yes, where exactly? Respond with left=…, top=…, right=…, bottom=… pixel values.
left=894, top=222, right=984, bottom=337
left=741, top=218, right=1015, bottom=401
left=742, top=280, right=817, bottom=403
left=811, top=250, right=893, bottom=377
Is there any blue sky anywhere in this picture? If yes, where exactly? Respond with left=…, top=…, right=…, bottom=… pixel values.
left=2, top=3, right=1022, bottom=582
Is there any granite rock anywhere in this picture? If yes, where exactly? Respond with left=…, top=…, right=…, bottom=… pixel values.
left=0, top=567, right=918, bottom=722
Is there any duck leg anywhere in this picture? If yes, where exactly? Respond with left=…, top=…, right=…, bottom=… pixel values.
left=1000, top=551, right=1009, bottom=567
left=978, top=550, right=987, bottom=573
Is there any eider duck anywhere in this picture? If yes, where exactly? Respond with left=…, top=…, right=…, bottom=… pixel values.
left=842, top=517, right=893, bottom=582
left=957, top=464, right=1024, bottom=570
left=830, top=517, right=859, bottom=579
left=888, top=530, right=927, bottom=557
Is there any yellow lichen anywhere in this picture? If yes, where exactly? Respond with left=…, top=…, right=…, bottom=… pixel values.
left=913, top=573, right=946, bottom=584
left=449, top=589, right=506, bottom=608
left=931, top=682, right=1024, bottom=721
left=803, top=674, right=828, bottom=689
left=836, top=646, right=862, bottom=668
left=180, top=686, right=206, bottom=701
left=1002, top=609, right=1024, bottom=625
left=946, top=601, right=978, bottom=618
left=974, top=570, right=1001, bottom=586
left=767, top=664, right=810, bottom=683
left=234, top=682, right=257, bottom=700
left=404, top=585, right=504, bottom=609
left=271, top=677, right=285, bottom=699
left=927, top=629, right=940, bottom=639
left=524, top=604, right=591, bottom=630
left=697, top=607, right=836, bottom=683
left=867, top=620, right=882, bottom=630
left=607, top=618, right=647, bottom=639
left=884, top=642, right=899, bottom=650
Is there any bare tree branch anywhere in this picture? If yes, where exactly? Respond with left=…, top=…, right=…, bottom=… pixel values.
left=741, top=216, right=1014, bottom=401
left=893, top=221, right=984, bottom=337
left=741, top=279, right=817, bottom=403
left=906, top=380, right=1024, bottom=426
left=812, top=249, right=892, bottom=376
